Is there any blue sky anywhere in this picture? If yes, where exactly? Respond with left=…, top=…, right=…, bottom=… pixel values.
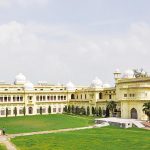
left=0, top=0, right=150, bottom=85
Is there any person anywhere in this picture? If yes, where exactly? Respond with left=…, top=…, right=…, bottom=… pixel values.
left=2, top=128, right=5, bottom=135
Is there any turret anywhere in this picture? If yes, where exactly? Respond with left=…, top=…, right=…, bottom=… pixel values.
left=114, top=69, right=121, bottom=83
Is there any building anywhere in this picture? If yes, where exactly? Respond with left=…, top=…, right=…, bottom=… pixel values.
left=0, top=70, right=149, bottom=120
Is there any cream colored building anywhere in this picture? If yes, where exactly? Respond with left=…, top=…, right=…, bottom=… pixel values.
left=0, top=70, right=149, bottom=120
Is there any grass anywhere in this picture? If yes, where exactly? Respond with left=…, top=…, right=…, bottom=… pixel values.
left=0, top=114, right=93, bottom=134
left=11, top=127, right=150, bottom=150
left=0, top=144, right=7, bottom=150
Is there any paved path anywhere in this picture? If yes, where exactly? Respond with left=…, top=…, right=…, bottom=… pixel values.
left=0, top=136, right=16, bottom=150
left=9, top=126, right=94, bottom=138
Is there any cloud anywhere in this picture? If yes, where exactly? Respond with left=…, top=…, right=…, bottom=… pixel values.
left=0, top=21, right=150, bottom=85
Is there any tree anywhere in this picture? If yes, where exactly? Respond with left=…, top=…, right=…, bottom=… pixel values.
left=40, top=106, right=42, bottom=115
left=81, top=107, right=86, bottom=115
left=23, top=106, right=26, bottom=116
left=92, top=107, right=96, bottom=115
left=87, top=106, right=90, bottom=116
left=14, top=107, right=17, bottom=117
left=63, top=106, right=68, bottom=113
left=6, top=107, right=8, bottom=117
left=106, top=101, right=117, bottom=116
left=143, top=102, right=150, bottom=121
left=68, top=105, right=71, bottom=113
left=71, top=105, right=75, bottom=114
left=98, top=107, right=102, bottom=117
left=75, top=106, right=80, bottom=115
left=48, top=106, right=51, bottom=114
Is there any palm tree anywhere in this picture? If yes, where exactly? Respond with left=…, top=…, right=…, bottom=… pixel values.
left=106, top=101, right=117, bottom=117
left=143, top=102, right=150, bottom=121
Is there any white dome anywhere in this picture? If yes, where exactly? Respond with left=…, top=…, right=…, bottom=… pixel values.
left=123, top=70, right=135, bottom=78
left=66, top=81, right=75, bottom=91
left=15, top=73, right=26, bottom=84
left=103, top=83, right=111, bottom=88
left=114, top=68, right=120, bottom=74
left=90, top=77, right=103, bottom=88
left=24, top=81, right=34, bottom=91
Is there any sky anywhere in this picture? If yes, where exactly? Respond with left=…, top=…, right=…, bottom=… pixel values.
left=0, top=0, right=150, bottom=85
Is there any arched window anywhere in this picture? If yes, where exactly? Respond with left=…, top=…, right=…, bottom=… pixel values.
left=85, top=94, right=87, bottom=99
left=99, top=93, right=103, bottom=99
left=71, top=94, right=75, bottom=99
left=28, top=107, right=33, bottom=114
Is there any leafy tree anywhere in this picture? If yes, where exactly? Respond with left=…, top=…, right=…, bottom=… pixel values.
left=48, top=106, right=51, bottom=114
left=98, top=107, right=102, bottom=117
left=40, top=106, right=42, bottom=115
left=81, top=107, right=86, bottom=115
left=95, top=107, right=99, bottom=116
left=63, top=106, right=68, bottom=113
left=23, top=106, right=26, bottom=116
left=6, top=107, right=8, bottom=117
left=106, top=101, right=117, bottom=116
left=68, top=105, right=71, bottom=113
left=71, top=105, right=75, bottom=114
left=75, top=106, right=80, bottom=115
left=143, top=102, right=150, bottom=121
left=87, top=106, right=90, bottom=116
left=92, top=107, right=96, bottom=115
left=14, top=107, right=17, bottom=117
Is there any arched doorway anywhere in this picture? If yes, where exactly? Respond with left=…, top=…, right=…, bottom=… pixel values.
left=28, top=107, right=33, bottom=114
left=131, top=108, right=138, bottom=119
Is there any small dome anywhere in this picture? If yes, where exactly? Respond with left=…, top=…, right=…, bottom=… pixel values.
left=66, top=81, right=75, bottom=91
left=15, top=73, right=26, bottom=84
left=90, top=77, right=103, bottom=88
left=114, top=69, right=121, bottom=74
left=123, top=70, right=134, bottom=78
left=103, top=83, right=111, bottom=88
left=24, top=81, right=34, bottom=91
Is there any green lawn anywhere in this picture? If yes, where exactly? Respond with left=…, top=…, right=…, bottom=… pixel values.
left=11, top=127, right=150, bottom=150
left=0, top=144, right=7, bottom=150
left=0, top=114, right=93, bottom=134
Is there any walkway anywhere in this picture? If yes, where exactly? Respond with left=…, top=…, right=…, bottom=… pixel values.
left=0, top=136, right=16, bottom=150
left=9, top=126, right=94, bottom=138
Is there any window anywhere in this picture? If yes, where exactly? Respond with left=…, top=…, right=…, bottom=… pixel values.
left=47, top=96, right=50, bottom=100
left=64, top=96, right=66, bottom=100
left=40, top=96, right=42, bottom=101
left=109, top=95, right=112, bottom=99
left=43, top=96, right=46, bottom=101
left=58, top=108, right=61, bottom=112
left=20, top=97, right=23, bottom=101
left=81, top=94, right=82, bottom=99
left=40, top=89, right=43, bottom=91
left=1, top=110, right=5, bottom=115
left=99, top=93, right=103, bottom=99
left=53, top=108, right=56, bottom=113
left=8, top=97, right=11, bottom=102
left=28, top=96, right=32, bottom=100
left=54, top=96, right=56, bottom=100
left=124, top=94, right=127, bottom=97
left=61, top=96, right=63, bottom=100
left=13, top=96, right=16, bottom=102
left=4, top=97, right=7, bottom=102
left=58, top=96, right=60, bottom=100
left=36, top=96, right=39, bottom=101
left=85, top=94, right=87, bottom=99
left=71, top=94, right=75, bottom=99
left=129, top=94, right=135, bottom=97
left=37, top=108, right=40, bottom=113
left=51, top=96, right=53, bottom=100
left=17, top=96, right=20, bottom=101
left=0, top=97, right=3, bottom=102
left=42, top=108, right=46, bottom=113
left=19, top=109, right=23, bottom=114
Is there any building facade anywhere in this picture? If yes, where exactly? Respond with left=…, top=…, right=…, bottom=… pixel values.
left=0, top=70, right=149, bottom=120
